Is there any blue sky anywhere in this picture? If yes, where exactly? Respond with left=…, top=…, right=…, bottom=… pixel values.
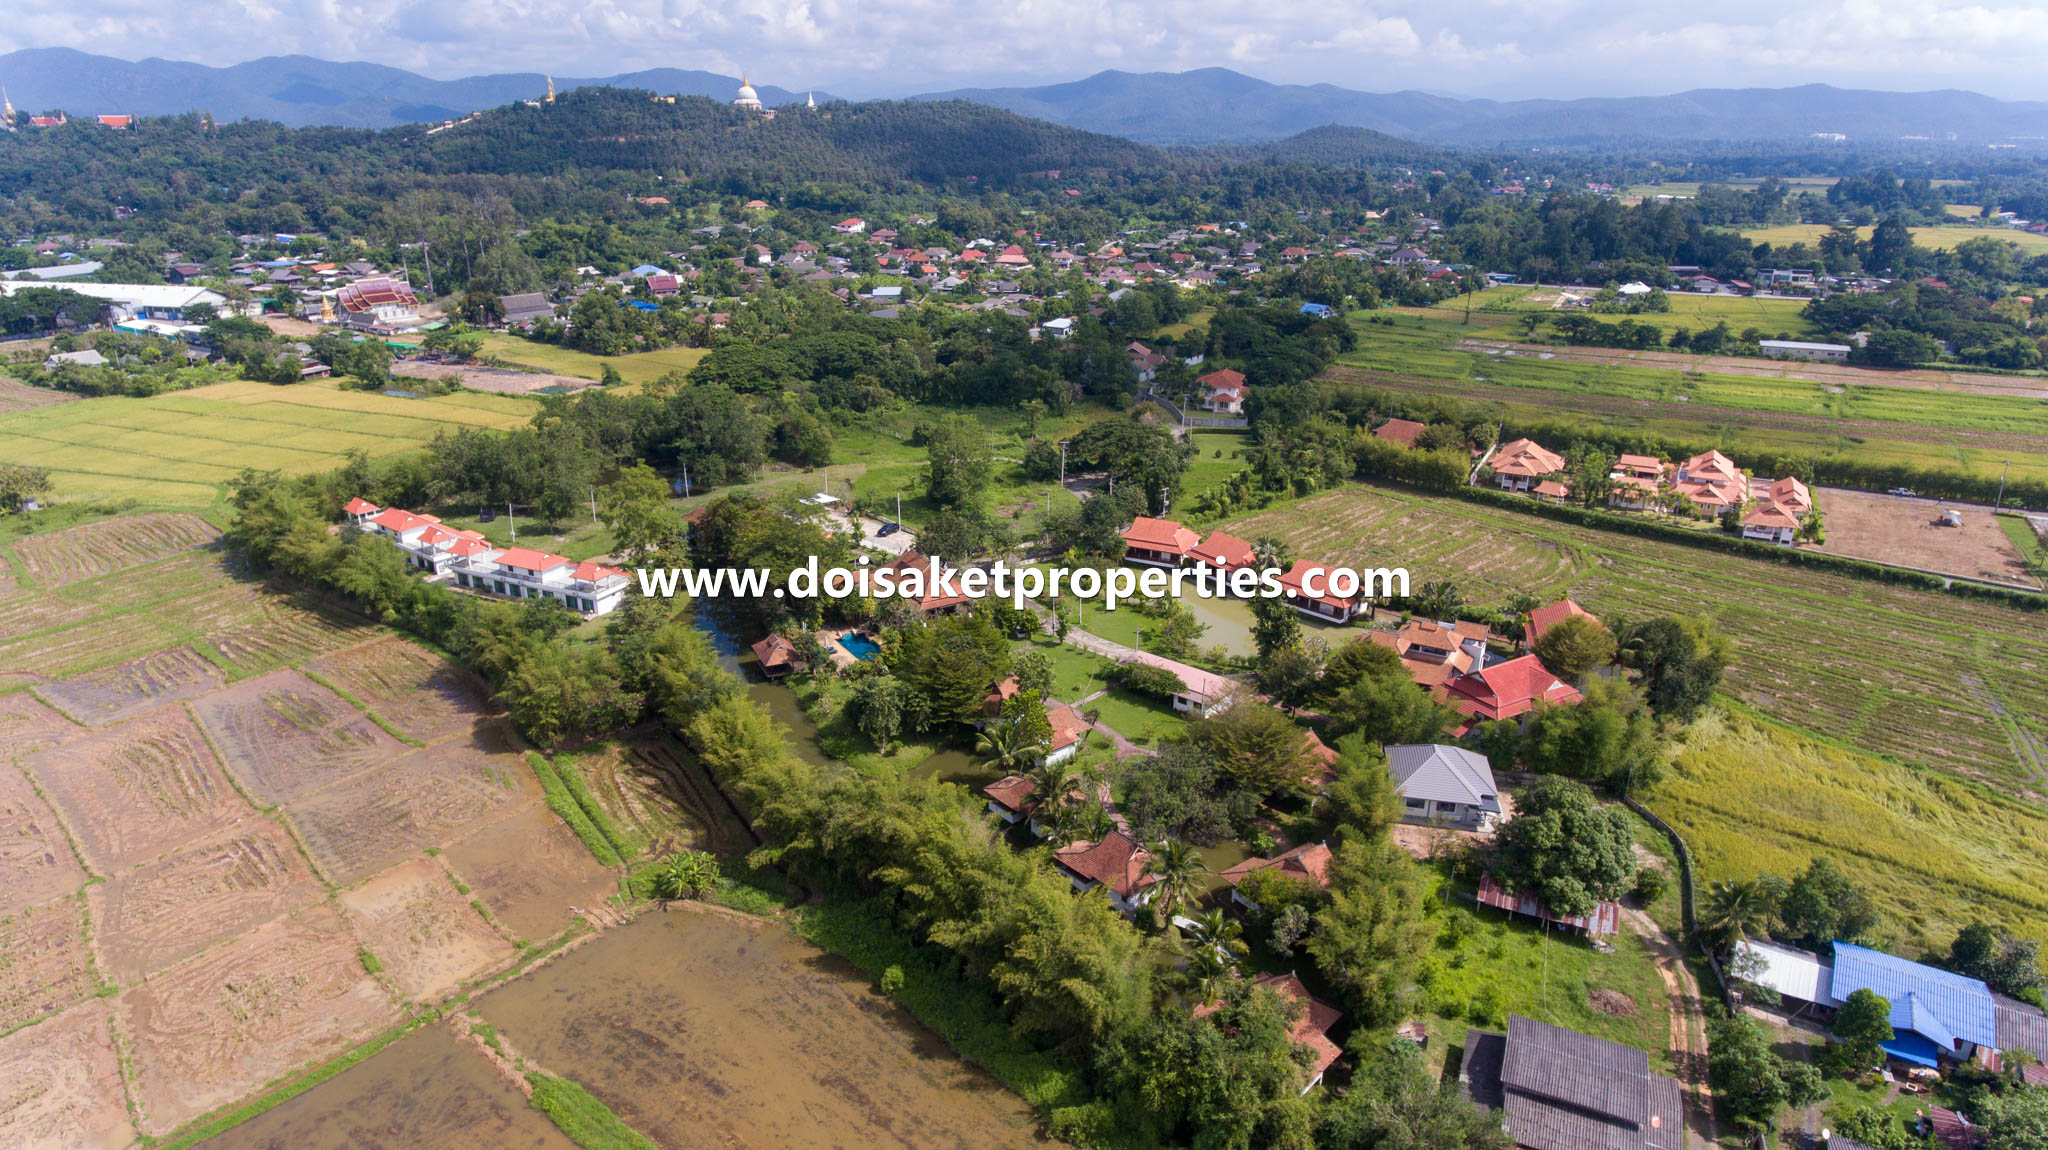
left=9, top=0, right=2048, bottom=100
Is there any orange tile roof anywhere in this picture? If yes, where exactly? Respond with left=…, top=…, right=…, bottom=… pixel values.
left=1374, top=418, right=1426, bottom=447
left=1277, top=559, right=1363, bottom=610
left=1195, top=972, right=1344, bottom=1078
left=1120, top=517, right=1201, bottom=555
left=492, top=546, right=573, bottom=573
left=1053, top=831, right=1156, bottom=898
left=1222, top=841, right=1333, bottom=889
left=984, top=774, right=1037, bottom=813
left=1525, top=598, right=1598, bottom=646
left=1442, top=654, right=1582, bottom=721
left=1187, top=530, right=1256, bottom=570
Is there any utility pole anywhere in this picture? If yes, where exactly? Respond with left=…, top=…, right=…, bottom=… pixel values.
left=1996, top=459, right=2010, bottom=510
left=895, top=491, right=902, bottom=526
left=507, top=502, right=516, bottom=540
left=1058, top=441, right=1067, bottom=486
left=589, top=487, right=597, bottom=522
left=680, top=465, right=691, bottom=499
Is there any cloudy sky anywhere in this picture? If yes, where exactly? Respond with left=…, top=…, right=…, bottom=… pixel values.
left=8, top=0, right=2048, bottom=99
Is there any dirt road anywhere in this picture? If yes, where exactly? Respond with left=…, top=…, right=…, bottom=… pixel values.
left=1621, top=906, right=1718, bottom=1149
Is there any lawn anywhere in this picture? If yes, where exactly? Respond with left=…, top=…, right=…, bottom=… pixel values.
left=1413, top=865, right=1674, bottom=1071
left=1648, top=710, right=2048, bottom=952
left=1225, top=484, right=2048, bottom=789
left=473, top=334, right=709, bottom=386
left=0, top=378, right=532, bottom=508
left=1018, top=635, right=1118, bottom=702
left=1438, top=283, right=1822, bottom=338
left=1083, top=688, right=1186, bottom=748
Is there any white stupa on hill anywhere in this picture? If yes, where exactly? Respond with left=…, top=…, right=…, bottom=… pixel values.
left=733, top=75, right=763, bottom=113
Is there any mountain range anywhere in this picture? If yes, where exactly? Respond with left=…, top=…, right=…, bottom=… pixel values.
left=6, top=49, right=2048, bottom=147
left=0, top=47, right=819, bottom=130
left=918, top=69, right=2048, bottom=147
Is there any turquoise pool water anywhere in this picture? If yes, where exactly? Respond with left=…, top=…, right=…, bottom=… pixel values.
left=838, top=634, right=881, bottom=660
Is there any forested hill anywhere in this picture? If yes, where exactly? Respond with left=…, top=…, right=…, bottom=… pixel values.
left=0, top=87, right=1171, bottom=205
left=1193, top=125, right=1445, bottom=169
left=419, top=90, right=1167, bottom=186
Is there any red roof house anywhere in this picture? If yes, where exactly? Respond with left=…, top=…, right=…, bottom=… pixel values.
left=1277, top=560, right=1370, bottom=624
left=1195, top=972, right=1345, bottom=1089
left=1374, top=418, right=1427, bottom=448
left=1120, top=517, right=1202, bottom=567
left=1052, top=830, right=1156, bottom=914
left=1186, top=530, right=1256, bottom=572
left=1441, top=654, right=1582, bottom=727
left=1525, top=598, right=1598, bottom=647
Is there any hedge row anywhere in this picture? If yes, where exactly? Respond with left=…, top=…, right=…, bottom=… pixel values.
left=527, top=752, right=622, bottom=867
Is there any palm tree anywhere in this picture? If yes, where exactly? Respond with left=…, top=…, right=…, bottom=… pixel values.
left=976, top=720, right=1042, bottom=773
left=1180, top=944, right=1233, bottom=1003
left=1701, top=878, right=1776, bottom=951
left=1186, top=907, right=1249, bottom=962
left=1148, top=839, right=1208, bottom=922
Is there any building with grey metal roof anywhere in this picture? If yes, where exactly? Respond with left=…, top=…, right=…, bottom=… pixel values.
left=1461, top=1015, right=1683, bottom=1150
left=1386, top=743, right=1502, bottom=830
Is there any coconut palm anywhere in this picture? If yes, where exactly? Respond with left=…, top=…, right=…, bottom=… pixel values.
left=1185, top=907, right=1249, bottom=962
left=976, top=719, right=1043, bottom=773
left=1700, top=877, right=1776, bottom=951
left=1181, top=943, right=1234, bottom=1003
left=1147, top=839, right=1208, bottom=922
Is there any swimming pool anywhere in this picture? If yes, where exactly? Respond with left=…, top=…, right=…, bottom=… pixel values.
left=837, top=633, right=882, bottom=660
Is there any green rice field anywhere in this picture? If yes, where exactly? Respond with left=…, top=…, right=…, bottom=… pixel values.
left=1651, top=711, right=2048, bottom=950
left=1330, top=314, right=2048, bottom=483
left=1226, top=484, right=2048, bottom=790
left=0, top=379, right=533, bottom=508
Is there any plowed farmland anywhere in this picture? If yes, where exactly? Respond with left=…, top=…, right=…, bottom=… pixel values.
left=12, top=512, right=222, bottom=587
left=1227, top=484, right=2048, bottom=791
left=34, top=645, right=224, bottom=725
left=190, top=669, right=401, bottom=803
left=0, top=512, right=656, bottom=1146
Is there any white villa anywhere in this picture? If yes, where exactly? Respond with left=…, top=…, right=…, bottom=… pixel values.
left=351, top=500, right=630, bottom=616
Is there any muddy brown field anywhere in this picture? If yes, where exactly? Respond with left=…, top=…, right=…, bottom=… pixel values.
left=13, top=512, right=223, bottom=587
left=0, top=693, right=80, bottom=756
left=27, top=705, right=255, bottom=871
left=199, top=1024, right=577, bottom=1150
left=94, top=822, right=325, bottom=984
left=1813, top=488, right=2044, bottom=589
left=307, top=636, right=499, bottom=742
left=392, top=360, right=596, bottom=396
left=441, top=802, right=618, bottom=942
left=34, top=645, right=226, bottom=725
left=120, top=905, right=402, bottom=1138
left=339, top=859, right=517, bottom=1002
left=0, top=1002, right=132, bottom=1150
left=0, top=766, right=87, bottom=917
left=0, top=894, right=98, bottom=1032
left=191, top=669, right=402, bottom=803
left=283, top=738, right=534, bottom=885
left=0, top=375, right=76, bottom=416
left=479, top=912, right=1049, bottom=1150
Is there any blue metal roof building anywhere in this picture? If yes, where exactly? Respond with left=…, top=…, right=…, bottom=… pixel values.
left=1830, top=942, right=1997, bottom=1067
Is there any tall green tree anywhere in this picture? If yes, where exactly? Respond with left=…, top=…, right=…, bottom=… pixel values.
left=1491, top=777, right=1637, bottom=919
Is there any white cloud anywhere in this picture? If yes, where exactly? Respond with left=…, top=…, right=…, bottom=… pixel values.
left=0, top=0, right=2045, bottom=98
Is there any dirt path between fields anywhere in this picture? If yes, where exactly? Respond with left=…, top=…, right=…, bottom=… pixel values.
left=1622, top=905, right=1717, bottom=1149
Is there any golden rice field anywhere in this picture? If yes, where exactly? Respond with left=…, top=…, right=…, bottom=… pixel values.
left=472, top=335, right=707, bottom=387
left=1650, top=712, right=2048, bottom=950
left=1742, top=222, right=2048, bottom=255
left=0, top=379, right=533, bottom=508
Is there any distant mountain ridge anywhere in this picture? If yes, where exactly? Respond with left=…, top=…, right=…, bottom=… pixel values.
left=916, top=68, right=2048, bottom=147
left=7, top=50, right=2048, bottom=146
left=0, top=47, right=823, bottom=130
